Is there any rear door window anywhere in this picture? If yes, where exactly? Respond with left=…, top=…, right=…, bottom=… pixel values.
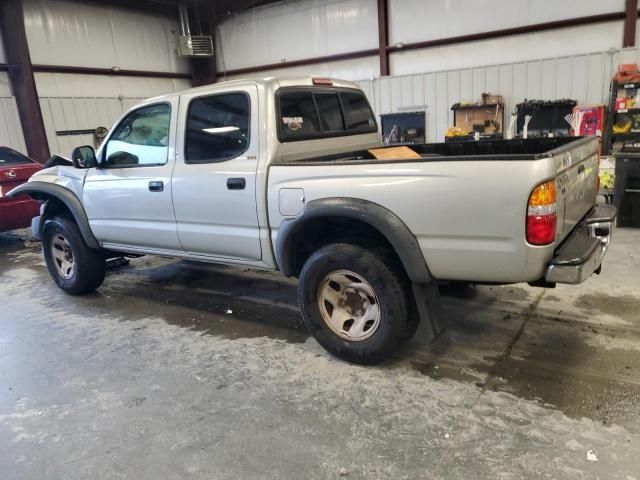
left=185, top=92, right=250, bottom=164
left=278, top=88, right=377, bottom=142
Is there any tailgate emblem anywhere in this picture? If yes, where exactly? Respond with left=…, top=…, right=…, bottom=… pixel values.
left=5, top=170, right=17, bottom=179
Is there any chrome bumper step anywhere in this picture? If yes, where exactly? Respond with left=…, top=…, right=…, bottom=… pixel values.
left=545, top=205, right=617, bottom=285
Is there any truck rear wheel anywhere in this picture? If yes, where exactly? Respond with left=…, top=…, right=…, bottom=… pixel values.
left=42, top=216, right=106, bottom=295
left=298, top=243, right=411, bottom=364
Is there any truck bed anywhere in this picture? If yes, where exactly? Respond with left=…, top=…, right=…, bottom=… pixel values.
left=269, top=136, right=599, bottom=284
left=276, top=137, right=587, bottom=165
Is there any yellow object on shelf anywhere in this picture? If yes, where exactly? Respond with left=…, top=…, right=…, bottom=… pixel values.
left=613, top=121, right=631, bottom=134
left=599, top=171, right=615, bottom=189
left=445, top=126, right=468, bottom=137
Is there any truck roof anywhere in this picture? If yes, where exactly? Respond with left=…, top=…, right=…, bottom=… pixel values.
left=145, top=76, right=363, bottom=104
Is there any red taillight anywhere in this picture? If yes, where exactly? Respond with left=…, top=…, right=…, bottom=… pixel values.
left=597, top=174, right=600, bottom=192
left=312, top=77, right=333, bottom=86
left=526, top=180, right=557, bottom=245
left=526, top=213, right=557, bottom=245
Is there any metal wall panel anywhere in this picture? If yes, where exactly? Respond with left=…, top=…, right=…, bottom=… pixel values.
left=23, top=0, right=189, bottom=73
left=223, top=56, right=379, bottom=82
left=33, top=73, right=191, bottom=156
left=217, top=0, right=378, bottom=72
left=390, top=21, right=624, bottom=76
left=388, top=0, right=625, bottom=45
left=34, top=73, right=191, bottom=98
left=39, top=96, right=145, bottom=156
left=0, top=96, right=27, bottom=153
left=0, top=24, right=6, bottom=63
left=0, top=72, right=12, bottom=97
left=357, top=47, right=628, bottom=143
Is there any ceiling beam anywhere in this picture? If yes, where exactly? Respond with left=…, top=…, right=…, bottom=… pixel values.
left=222, top=49, right=379, bottom=78
left=78, top=0, right=285, bottom=20
left=31, top=64, right=190, bottom=79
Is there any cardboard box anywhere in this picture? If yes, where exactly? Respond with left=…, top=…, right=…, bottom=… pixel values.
left=482, top=93, right=503, bottom=105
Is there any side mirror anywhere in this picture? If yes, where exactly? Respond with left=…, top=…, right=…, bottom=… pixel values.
left=71, top=145, right=97, bottom=169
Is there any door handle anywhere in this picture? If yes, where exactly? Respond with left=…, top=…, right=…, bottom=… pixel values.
left=227, top=178, right=246, bottom=190
left=148, top=181, right=164, bottom=192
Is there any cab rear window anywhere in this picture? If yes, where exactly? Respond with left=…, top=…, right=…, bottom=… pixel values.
left=0, top=147, right=32, bottom=165
left=277, top=88, right=377, bottom=142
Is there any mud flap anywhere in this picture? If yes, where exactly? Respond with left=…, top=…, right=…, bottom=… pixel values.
left=412, top=282, right=447, bottom=342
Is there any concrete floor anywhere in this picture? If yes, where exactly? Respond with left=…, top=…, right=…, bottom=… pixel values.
left=1, top=229, right=640, bottom=479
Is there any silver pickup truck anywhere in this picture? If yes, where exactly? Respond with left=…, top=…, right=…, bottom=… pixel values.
left=9, top=76, right=616, bottom=364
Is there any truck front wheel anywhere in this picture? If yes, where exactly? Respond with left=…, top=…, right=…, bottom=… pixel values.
left=298, top=243, right=411, bottom=364
left=42, top=216, right=106, bottom=295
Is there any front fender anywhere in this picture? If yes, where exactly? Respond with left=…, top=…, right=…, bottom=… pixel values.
left=8, top=181, right=101, bottom=250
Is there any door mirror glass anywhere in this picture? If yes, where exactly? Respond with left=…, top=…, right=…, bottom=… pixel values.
left=71, top=145, right=97, bottom=169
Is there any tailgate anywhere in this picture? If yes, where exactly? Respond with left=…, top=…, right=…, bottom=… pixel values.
left=552, top=137, right=599, bottom=243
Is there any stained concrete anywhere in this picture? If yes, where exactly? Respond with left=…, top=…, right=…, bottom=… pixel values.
left=1, top=228, right=640, bottom=479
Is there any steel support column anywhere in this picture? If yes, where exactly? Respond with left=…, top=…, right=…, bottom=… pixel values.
left=0, top=0, right=50, bottom=162
left=190, top=4, right=218, bottom=87
left=624, top=0, right=638, bottom=47
left=377, top=0, right=390, bottom=77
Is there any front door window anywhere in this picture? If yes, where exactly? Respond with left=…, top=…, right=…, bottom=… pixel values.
left=104, top=103, right=171, bottom=168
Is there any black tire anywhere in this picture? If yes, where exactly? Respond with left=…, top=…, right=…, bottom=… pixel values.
left=298, top=243, right=412, bottom=365
left=42, top=216, right=105, bottom=295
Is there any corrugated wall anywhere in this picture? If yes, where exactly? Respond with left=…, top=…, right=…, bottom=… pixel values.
left=23, top=0, right=188, bottom=74
left=219, top=0, right=628, bottom=81
left=0, top=23, right=27, bottom=153
left=38, top=97, right=143, bottom=157
left=21, top=0, right=191, bottom=156
left=34, top=73, right=191, bottom=156
left=0, top=96, right=27, bottom=153
left=356, top=47, right=638, bottom=142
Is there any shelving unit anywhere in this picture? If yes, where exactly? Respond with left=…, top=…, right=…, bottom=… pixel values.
left=451, top=102, right=504, bottom=136
left=603, top=80, right=640, bottom=154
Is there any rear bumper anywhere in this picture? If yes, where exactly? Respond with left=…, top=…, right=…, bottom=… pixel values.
left=544, top=205, right=617, bottom=284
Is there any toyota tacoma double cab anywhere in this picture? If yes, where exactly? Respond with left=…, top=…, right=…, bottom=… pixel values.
left=9, top=77, right=616, bottom=364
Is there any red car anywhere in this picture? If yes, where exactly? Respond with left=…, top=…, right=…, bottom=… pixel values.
left=0, top=146, right=42, bottom=232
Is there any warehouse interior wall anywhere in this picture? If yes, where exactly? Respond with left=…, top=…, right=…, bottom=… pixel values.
left=214, top=0, right=636, bottom=142
left=217, top=0, right=628, bottom=80
left=357, top=48, right=631, bottom=143
left=24, top=0, right=188, bottom=73
left=17, top=0, right=190, bottom=157
left=1, top=0, right=638, bottom=154
left=34, top=73, right=190, bottom=156
left=217, top=0, right=378, bottom=76
left=0, top=23, right=28, bottom=153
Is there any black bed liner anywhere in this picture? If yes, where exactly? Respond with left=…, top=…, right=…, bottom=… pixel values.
left=276, top=136, right=591, bottom=166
